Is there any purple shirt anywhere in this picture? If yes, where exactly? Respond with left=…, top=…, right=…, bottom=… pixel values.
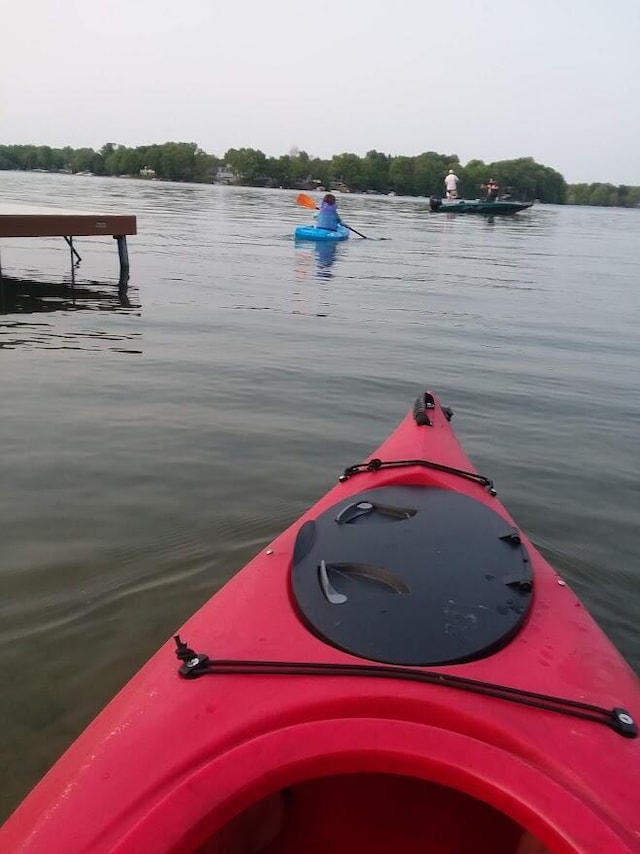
left=316, top=201, right=340, bottom=230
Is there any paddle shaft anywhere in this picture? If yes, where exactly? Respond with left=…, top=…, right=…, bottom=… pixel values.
left=342, top=222, right=367, bottom=239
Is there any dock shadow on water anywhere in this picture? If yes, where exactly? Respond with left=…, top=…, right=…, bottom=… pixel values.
left=0, top=276, right=141, bottom=351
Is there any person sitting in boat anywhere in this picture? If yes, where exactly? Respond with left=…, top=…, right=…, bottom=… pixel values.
left=483, top=178, right=500, bottom=202
left=444, top=169, right=459, bottom=199
left=315, top=193, right=343, bottom=231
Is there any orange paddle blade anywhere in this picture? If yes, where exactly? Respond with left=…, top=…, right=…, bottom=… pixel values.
left=296, top=192, right=318, bottom=210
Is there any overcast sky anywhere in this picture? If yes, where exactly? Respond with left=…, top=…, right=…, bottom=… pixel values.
left=2, top=0, right=639, bottom=184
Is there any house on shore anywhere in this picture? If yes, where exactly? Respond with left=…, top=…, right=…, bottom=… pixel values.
left=214, top=165, right=238, bottom=185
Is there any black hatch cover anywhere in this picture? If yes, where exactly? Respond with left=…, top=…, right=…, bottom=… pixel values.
left=291, top=486, right=533, bottom=666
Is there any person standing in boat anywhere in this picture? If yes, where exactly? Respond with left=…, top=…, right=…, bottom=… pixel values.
left=483, top=178, right=500, bottom=202
left=315, top=193, right=343, bottom=231
left=444, top=169, right=459, bottom=199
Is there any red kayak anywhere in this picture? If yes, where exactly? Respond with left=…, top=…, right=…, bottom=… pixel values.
left=2, top=392, right=639, bottom=853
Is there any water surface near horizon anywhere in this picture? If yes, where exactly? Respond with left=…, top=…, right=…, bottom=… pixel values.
left=1, top=172, right=638, bottom=820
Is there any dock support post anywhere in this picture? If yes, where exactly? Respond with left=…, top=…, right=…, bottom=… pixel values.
left=64, top=236, right=81, bottom=286
left=115, top=235, right=130, bottom=289
left=64, top=236, right=82, bottom=266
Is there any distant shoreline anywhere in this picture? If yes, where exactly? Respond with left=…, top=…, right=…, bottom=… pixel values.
left=0, top=143, right=566, bottom=204
left=2, top=143, right=638, bottom=208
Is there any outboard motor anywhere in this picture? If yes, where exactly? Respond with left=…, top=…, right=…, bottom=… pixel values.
left=429, top=196, right=442, bottom=212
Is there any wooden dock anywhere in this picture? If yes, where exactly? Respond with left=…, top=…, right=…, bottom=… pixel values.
left=0, top=203, right=137, bottom=287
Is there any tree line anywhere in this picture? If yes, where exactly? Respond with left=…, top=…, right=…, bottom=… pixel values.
left=0, top=143, right=216, bottom=184
left=1, top=141, right=637, bottom=207
left=566, top=183, right=640, bottom=208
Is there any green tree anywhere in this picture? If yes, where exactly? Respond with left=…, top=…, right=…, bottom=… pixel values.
left=626, top=186, right=640, bottom=207
left=414, top=152, right=455, bottom=197
left=362, top=150, right=390, bottom=193
left=589, top=183, right=615, bottom=206
left=193, top=149, right=219, bottom=183
left=35, top=146, right=54, bottom=171
left=458, top=159, right=486, bottom=198
left=223, top=147, right=267, bottom=184
left=289, top=150, right=313, bottom=187
left=266, top=155, right=292, bottom=187
left=389, top=156, right=414, bottom=195
left=70, top=147, right=98, bottom=173
left=330, top=153, right=365, bottom=191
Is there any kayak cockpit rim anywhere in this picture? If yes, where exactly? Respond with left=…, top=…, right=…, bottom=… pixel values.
left=113, top=718, right=630, bottom=853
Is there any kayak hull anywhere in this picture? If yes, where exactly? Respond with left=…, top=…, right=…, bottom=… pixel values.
left=2, top=392, right=638, bottom=854
left=294, top=223, right=350, bottom=241
left=430, top=198, right=533, bottom=214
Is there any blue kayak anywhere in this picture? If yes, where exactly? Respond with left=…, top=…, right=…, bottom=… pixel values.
left=294, top=224, right=350, bottom=242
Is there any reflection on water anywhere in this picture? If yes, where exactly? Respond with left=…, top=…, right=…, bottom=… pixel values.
left=294, top=239, right=341, bottom=280
left=0, top=276, right=141, bottom=351
left=314, top=241, right=339, bottom=278
left=0, top=276, right=136, bottom=314
left=291, top=240, right=341, bottom=317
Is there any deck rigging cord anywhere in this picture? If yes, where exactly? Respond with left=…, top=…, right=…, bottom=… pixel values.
left=174, top=637, right=636, bottom=738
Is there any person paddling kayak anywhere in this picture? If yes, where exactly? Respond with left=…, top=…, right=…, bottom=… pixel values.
left=315, top=193, right=343, bottom=231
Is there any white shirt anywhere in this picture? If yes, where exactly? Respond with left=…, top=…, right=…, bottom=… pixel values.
left=445, top=173, right=459, bottom=191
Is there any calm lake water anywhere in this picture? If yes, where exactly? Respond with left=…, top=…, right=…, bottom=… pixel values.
left=1, top=172, right=638, bottom=820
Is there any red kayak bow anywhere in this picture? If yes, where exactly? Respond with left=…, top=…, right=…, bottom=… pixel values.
left=2, top=392, right=638, bottom=853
